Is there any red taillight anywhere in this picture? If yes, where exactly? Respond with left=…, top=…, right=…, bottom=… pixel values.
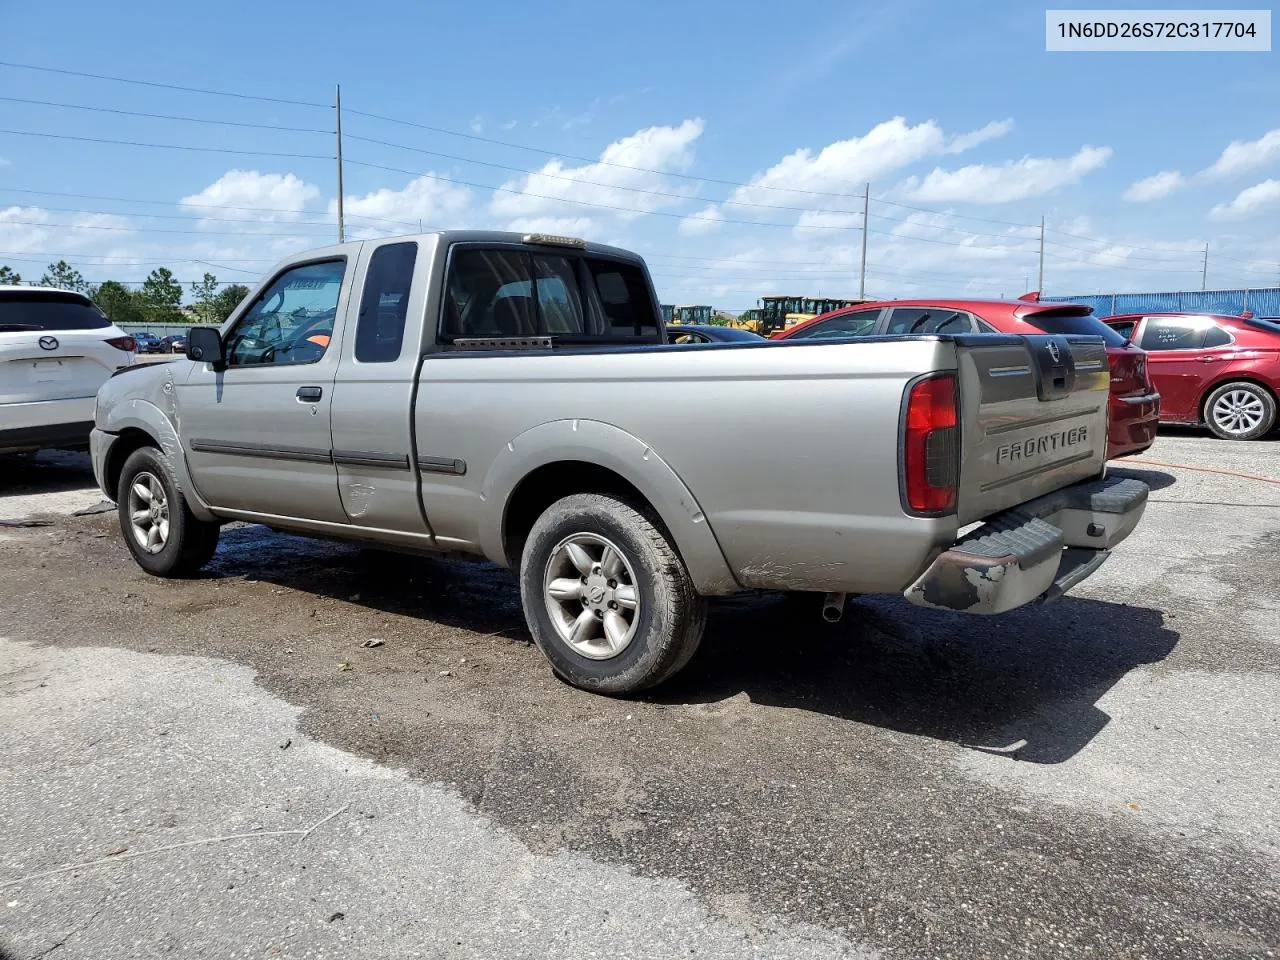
left=903, top=373, right=959, bottom=515
left=106, top=335, right=136, bottom=353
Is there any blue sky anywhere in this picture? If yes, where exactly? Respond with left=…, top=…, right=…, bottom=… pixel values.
left=2, top=0, right=1278, bottom=308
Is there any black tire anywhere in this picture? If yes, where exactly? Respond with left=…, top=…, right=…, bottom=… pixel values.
left=518, top=493, right=706, bottom=695
left=116, top=446, right=220, bottom=577
left=1203, top=381, right=1277, bottom=441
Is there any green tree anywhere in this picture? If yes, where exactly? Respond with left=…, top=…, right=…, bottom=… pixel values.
left=92, top=281, right=146, bottom=324
left=0, top=265, right=22, bottom=285
left=210, top=284, right=251, bottom=324
left=190, top=272, right=220, bottom=324
left=40, top=260, right=87, bottom=292
left=140, top=267, right=184, bottom=324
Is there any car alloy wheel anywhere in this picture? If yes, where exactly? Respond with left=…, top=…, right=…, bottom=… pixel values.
left=127, top=470, right=170, bottom=554
left=542, top=532, right=640, bottom=660
left=1211, top=388, right=1267, bottom=437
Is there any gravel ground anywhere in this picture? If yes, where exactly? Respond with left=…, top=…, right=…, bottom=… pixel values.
left=1, top=431, right=1277, bottom=959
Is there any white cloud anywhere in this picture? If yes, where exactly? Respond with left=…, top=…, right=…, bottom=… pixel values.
left=489, top=119, right=704, bottom=223
left=899, top=146, right=1111, bottom=204
left=470, top=116, right=484, bottom=134
left=721, top=117, right=1007, bottom=212
left=181, top=170, right=320, bottom=221
left=334, top=174, right=471, bottom=237
left=1123, top=170, right=1186, bottom=202
left=1204, top=129, right=1280, bottom=179
left=942, top=119, right=1015, bottom=154
left=1209, top=179, right=1280, bottom=220
left=0, top=206, right=137, bottom=256
left=678, top=205, right=724, bottom=235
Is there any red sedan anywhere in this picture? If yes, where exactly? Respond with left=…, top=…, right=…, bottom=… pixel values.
left=774, top=298, right=1160, bottom=459
left=1101, top=312, right=1280, bottom=440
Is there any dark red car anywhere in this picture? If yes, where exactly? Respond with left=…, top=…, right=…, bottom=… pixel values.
left=1101, top=312, right=1280, bottom=440
left=774, top=297, right=1160, bottom=459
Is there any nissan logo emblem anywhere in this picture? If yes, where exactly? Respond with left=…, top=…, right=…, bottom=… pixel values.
left=38, top=335, right=59, bottom=351
left=1046, top=341, right=1061, bottom=363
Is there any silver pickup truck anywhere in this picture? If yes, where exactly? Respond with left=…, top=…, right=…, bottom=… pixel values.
left=91, top=231, right=1147, bottom=694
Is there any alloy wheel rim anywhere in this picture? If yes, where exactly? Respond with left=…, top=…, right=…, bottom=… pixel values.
left=543, top=533, right=640, bottom=660
left=127, top=471, right=170, bottom=555
left=1211, top=390, right=1265, bottom=435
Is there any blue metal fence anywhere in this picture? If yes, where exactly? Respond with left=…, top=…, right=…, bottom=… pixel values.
left=1042, top=286, right=1280, bottom=318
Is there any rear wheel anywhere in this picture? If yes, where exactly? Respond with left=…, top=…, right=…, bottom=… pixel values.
left=518, top=493, right=706, bottom=695
left=117, top=447, right=220, bottom=577
left=1204, top=381, right=1276, bottom=441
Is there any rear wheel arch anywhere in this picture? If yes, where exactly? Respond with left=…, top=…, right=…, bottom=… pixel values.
left=481, top=420, right=739, bottom=596
left=503, top=461, right=662, bottom=568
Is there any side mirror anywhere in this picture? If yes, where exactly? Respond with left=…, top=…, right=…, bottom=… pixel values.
left=186, top=326, right=225, bottom=370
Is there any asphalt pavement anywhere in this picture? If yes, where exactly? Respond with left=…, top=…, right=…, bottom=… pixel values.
left=1, top=431, right=1277, bottom=959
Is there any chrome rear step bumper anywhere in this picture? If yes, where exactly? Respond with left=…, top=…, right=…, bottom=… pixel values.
left=904, top=476, right=1148, bottom=615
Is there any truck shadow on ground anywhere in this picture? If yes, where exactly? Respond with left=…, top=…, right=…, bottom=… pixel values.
left=1107, top=465, right=1177, bottom=490
left=210, top=523, right=1178, bottom=767
left=653, top=592, right=1178, bottom=765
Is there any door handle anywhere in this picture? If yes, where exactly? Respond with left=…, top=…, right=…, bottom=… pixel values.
left=1199, top=356, right=1220, bottom=363
left=296, top=386, right=323, bottom=402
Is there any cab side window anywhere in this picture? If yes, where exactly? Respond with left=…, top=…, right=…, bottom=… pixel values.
left=354, top=242, right=417, bottom=363
left=225, top=260, right=345, bottom=367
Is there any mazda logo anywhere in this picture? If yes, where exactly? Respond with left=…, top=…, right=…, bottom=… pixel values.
left=38, top=335, right=59, bottom=351
left=1046, top=341, right=1061, bottom=363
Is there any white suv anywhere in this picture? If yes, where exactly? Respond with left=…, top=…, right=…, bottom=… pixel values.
left=1, top=286, right=137, bottom=454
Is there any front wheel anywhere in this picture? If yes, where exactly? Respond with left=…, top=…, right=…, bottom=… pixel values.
left=1204, top=381, right=1276, bottom=441
left=117, top=446, right=221, bottom=577
left=518, top=493, right=706, bottom=695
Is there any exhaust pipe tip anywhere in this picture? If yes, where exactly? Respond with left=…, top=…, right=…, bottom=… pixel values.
left=821, top=592, right=847, bottom=623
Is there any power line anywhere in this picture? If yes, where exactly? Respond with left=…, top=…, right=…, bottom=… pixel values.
left=0, top=250, right=276, bottom=264
left=0, top=60, right=330, bottom=109
left=870, top=196, right=1039, bottom=229
left=345, top=133, right=867, bottom=216
left=866, top=211, right=1034, bottom=243
left=0, top=128, right=332, bottom=161
left=343, top=157, right=868, bottom=231
left=0, top=96, right=332, bottom=134
left=0, top=218, right=335, bottom=238
left=0, top=187, right=425, bottom=230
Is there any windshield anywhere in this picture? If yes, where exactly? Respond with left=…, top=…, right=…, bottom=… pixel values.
left=1022, top=309, right=1128, bottom=348
left=0, top=291, right=111, bottom=331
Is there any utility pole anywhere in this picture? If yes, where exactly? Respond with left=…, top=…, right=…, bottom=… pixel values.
left=858, top=182, right=869, bottom=299
left=1037, top=216, right=1045, bottom=293
left=1201, top=242, right=1209, bottom=291
left=335, top=84, right=345, bottom=244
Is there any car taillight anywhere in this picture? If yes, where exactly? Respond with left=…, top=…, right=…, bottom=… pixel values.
left=106, top=335, right=136, bottom=353
left=903, top=373, right=959, bottom=515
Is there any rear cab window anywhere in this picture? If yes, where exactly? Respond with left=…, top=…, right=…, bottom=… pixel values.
left=440, top=244, right=660, bottom=345
left=0, top=291, right=110, bottom=332
left=1021, top=309, right=1129, bottom=348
